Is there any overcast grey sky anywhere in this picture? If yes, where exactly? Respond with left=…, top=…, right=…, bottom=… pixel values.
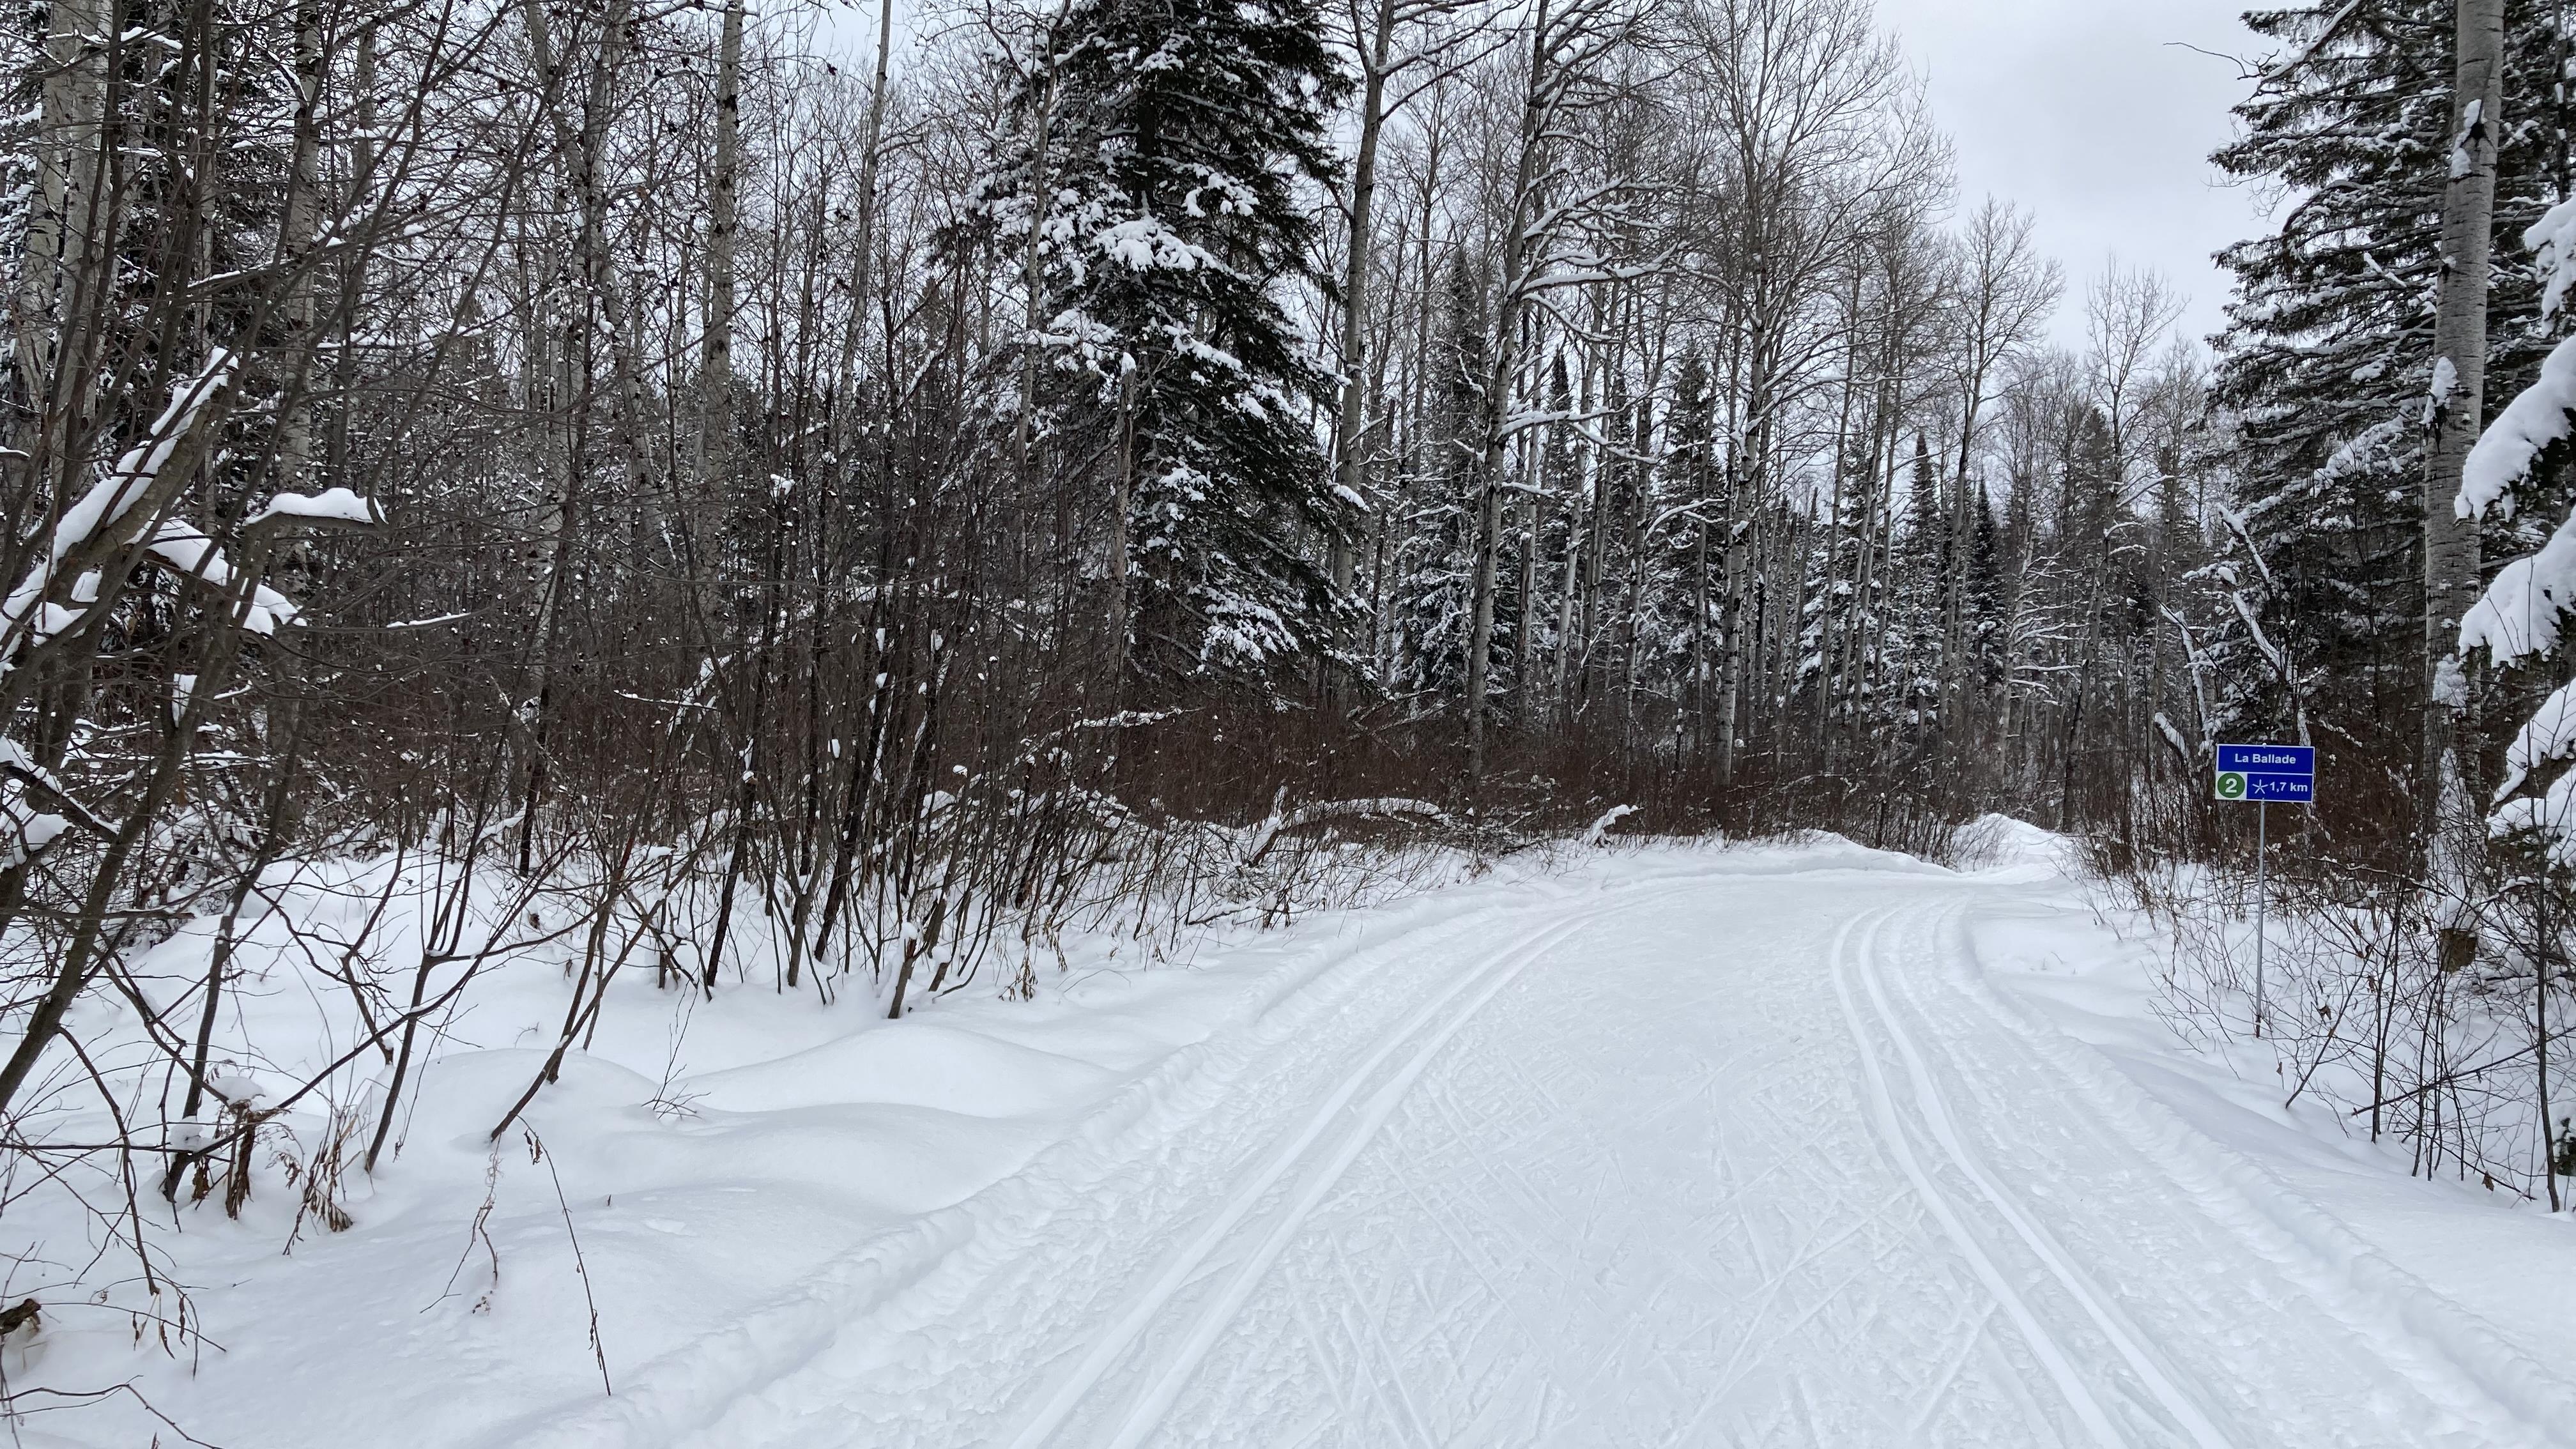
left=1873, top=0, right=2271, bottom=352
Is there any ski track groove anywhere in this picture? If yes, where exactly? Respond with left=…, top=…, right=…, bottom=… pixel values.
left=1829, top=901, right=2133, bottom=1448
left=1018, top=886, right=1685, bottom=1449
left=1917, top=890, right=2576, bottom=1445
left=1852, top=898, right=2237, bottom=1449
left=486, top=870, right=1709, bottom=1449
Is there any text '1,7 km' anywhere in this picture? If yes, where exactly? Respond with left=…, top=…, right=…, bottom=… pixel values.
left=2213, top=742, right=2315, bottom=804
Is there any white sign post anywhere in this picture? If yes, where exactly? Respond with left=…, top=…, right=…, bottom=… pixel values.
left=2214, top=744, right=2316, bottom=1039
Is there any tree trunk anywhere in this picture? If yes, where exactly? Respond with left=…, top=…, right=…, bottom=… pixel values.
left=1330, top=0, right=1397, bottom=616
left=834, top=0, right=899, bottom=430
left=701, top=0, right=746, bottom=478
left=2422, top=0, right=2504, bottom=879
left=1465, top=0, right=1556, bottom=794
left=13, top=0, right=106, bottom=413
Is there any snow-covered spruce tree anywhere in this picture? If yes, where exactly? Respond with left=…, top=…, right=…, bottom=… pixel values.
left=1665, top=350, right=1724, bottom=737
left=1966, top=480, right=2005, bottom=691
left=1531, top=349, right=1584, bottom=707
left=1890, top=433, right=1950, bottom=728
left=2451, top=191, right=2576, bottom=1200
left=2457, top=197, right=2576, bottom=859
left=1388, top=252, right=1490, bottom=699
left=2209, top=0, right=2570, bottom=782
left=971, top=0, right=1354, bottom=686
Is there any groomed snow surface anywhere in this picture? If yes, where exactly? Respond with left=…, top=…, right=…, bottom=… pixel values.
left=21, top=829, right=2576, bottom=1446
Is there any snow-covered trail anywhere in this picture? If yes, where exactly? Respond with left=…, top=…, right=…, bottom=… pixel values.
left=496, top=854, right=2576, bottom=1448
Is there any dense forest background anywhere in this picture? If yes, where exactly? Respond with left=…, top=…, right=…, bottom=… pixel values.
left=11, top=0, right=2576, bottom=1384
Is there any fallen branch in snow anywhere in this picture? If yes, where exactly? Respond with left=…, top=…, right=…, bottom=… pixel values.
left=1242, top=793, right=1448, bottom=867
left=1581, top=804, right=1637, bottom=848
left=525, top=1128, right=611, bottom=1397
left=0, top=1381, right=218, bottom=1447
left=0, top=745, right=116, bottom=841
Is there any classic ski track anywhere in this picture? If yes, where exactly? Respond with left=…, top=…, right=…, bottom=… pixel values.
left=486, top=869, right=1696, bottom=1449
left=1828, top=901, right=2133, bottom=1448
left=1853, top=897, right=2235, bottom=1448
left=1929, top=889, right=2576, bottom=1443
left=1004, top=885, right=1676, bottom=1449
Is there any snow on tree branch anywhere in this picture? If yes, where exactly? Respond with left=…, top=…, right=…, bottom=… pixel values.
left=2456, top=332, right=2576, bottom=525
left=248, top=487, right=384, bottom=529
left=0, top=349, right=237, bottom=663
left=1243, top=795, right=1447, bottom=866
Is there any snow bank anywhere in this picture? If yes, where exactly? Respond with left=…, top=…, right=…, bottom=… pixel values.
left=1949, top=813, right=2080, bottom=878
left=1971, top=893, right=2576, bottom=1433
left=1, top=839, right=1565, bottom=1446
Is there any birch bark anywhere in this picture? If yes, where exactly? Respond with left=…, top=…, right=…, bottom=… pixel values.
left=2421, top=0, right=2503, bottom=870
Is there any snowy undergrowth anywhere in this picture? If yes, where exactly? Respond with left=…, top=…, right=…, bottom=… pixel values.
left=0, top=815, right=1541, bottom=1446
left=2103, top=853, right=2567, bottom=1198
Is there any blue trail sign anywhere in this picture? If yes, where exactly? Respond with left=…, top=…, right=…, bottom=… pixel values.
left=2214, top=743, right=2315, bottom=804
left=2212, top=742, right=2314, bottom=1041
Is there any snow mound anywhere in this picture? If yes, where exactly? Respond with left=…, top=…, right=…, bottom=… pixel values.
left=1952, top=814, right=2078, bottom=878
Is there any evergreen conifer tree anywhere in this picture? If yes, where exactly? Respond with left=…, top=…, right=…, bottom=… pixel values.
left=1390, top=252, right=1489, bottom=696
left=1891, top=434, right=1950, bottom=723
left=974, top=0, right=1353, bottom=683
left=1968, top=482, right=2004, bottom=689
left=2209, top=0, right=2570, bottom=750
